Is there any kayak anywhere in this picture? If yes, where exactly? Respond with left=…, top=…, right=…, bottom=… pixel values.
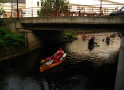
left=82, top=35, right=87, bottom=40
left=106, top=39, right=110, bottom=45
left=110, top=34, right=116, bottom=38
left=40, top=53, right=67, bottom=73
left=88, top=42, right=94, bottom=50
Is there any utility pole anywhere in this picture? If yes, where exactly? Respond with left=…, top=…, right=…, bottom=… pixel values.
left=17, top=0, right=19, bottom=20
left=55, top=0, right=60, bottom=16
left=100, top=0, right=102, bottom=16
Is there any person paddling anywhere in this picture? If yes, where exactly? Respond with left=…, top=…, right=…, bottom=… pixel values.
left=106, top=36, right=110, bottom=44
left=45, top=56, right=51, bottom=61
left=82, top=33, right=87, bottom=40
left=57, top=47, right=64, bottom=56
left=53, top=54, right=59, bottom=63
left=88, top=36, right=95, bottom=50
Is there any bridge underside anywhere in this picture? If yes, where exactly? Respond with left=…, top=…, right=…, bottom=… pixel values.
left=22, top=23, right=124, bottom=32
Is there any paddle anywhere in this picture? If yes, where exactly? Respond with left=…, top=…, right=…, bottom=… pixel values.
left=94, top=42, right=100, bottom=47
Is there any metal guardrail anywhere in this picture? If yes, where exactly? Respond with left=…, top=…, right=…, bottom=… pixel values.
left=1, top=3, right=124, bottom=18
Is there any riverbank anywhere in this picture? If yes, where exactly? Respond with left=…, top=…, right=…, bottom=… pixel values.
left=0, top=45, right=41, bottom=61
left=0, top=37, right=77, bottom=61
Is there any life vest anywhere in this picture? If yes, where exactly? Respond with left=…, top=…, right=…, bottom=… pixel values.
left=57, top=50, right=63, bottom=55
left=53, top=54, right=58, bottom=60
left=58, top=55, right=62, bottom=60
left=53, top=59, right=59, bottom=63
left=92, top=36, right=95, bottom=40
left=82, top=34, right=87, bottom=38
left=53, top=54, right=59, bottom=63
left=106, top=36, right=110, bottom=40
left=45, top=57, right=51, bottom=61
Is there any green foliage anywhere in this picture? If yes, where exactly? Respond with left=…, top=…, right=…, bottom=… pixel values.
left=40, top=0, right=55, bottom=16
left=0, top=39, right=5, bottom=48
left=0, top=7, right=5, bottom=15
left=0, top=0, right=4, bottom=3
left=0, top=27, right=11, bottom=38
left=39, top=0, right=69, bottom=16
left=0, top=18, right=4, bottom=26
left=65, top=32, right=76, bottom=38
left=0, top=0, right=5, bottom=15
left=59, top=0, right=69, bottom=13
left=0, top=27, right=26, bottom=50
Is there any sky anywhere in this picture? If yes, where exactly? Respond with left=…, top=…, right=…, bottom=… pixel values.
left=69, top=0, right=124, bottom=11
left=109, top=0, right=124, bottom=3
left=69, top=0, right=124, bottom=4
left=110, top=0, right=124, bottom=3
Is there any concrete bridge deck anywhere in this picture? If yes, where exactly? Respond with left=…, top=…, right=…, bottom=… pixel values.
left=2, top=16, right=124, bottom=24
left=20, top=16, right=124, bottom=24
left=2, top=16, right=124, bottom=31
left=17, top=16, right=124, bottom=24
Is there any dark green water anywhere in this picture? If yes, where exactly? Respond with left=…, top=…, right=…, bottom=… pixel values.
left=0, top=32, right=120, bottom=90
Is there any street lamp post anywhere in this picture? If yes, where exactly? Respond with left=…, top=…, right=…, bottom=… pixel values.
left=56, top=0, right=59, bottom=16
left=32, top=0, right=33, bottom=17
left=17, top=0, right=19, bottom=20
left=100, top=0, right=102, bottom=16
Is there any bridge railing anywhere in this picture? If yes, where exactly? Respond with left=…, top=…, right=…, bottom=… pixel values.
left=1, top=3, right=124, bottom=18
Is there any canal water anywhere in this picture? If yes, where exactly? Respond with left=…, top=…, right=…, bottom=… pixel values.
left=0, top=32, right=120, bottom=90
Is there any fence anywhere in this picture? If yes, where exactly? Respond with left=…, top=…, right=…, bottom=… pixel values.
left=0, top=3, right=124, bottom=18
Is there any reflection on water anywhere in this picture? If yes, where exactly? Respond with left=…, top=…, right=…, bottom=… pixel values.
left=67, top=32, right=120, bottom=66
left=0, top=32, right=120, bottom=90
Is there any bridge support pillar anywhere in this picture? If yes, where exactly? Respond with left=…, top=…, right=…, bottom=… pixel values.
left=114, top=36, right=124, bottom=90
left=16, top=20, right=23, bottom=30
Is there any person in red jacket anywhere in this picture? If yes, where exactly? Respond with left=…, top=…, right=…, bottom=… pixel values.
left=82, top=33, right=87, bottom=40
left=53, top=54, right=59, bottom=63
left=82, top=33, right=87, bottom=38
left=91, top=35, right=95, bottom=40
left=57, top=47, right=64, bottom=56
left=45, top=56, right=51, bottom=61
left=106, top=36, right=110, bottom=44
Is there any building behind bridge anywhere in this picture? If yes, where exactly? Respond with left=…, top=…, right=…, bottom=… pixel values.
left=0, top=0, right=124, bottom=18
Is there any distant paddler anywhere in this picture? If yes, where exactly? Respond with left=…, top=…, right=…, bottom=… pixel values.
left=82, top=33, right=87, bottom=40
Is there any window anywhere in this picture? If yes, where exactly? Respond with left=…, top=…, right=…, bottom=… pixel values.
left=121, top=7, right=124, bottom=12
left=37, top=10, right=39, bottom=15
left=37, top=1, right=39, bottom=7
left=41, top=2, right=42, bottom=6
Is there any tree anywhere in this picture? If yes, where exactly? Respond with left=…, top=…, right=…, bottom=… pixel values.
left=0, top=0, right=5, bottom=15
left=38, top=0, right=69, bottom=16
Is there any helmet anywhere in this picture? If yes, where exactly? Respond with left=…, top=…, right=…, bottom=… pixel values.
left=59, top=47, right=62, bottom=50
left=91, top=36, right=94, bottom=39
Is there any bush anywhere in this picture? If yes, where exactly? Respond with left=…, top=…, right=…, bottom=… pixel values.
left=0, top=27, right=11, bottom=38
left=65, top=32, right=76, bottom=38
left=0, top=27, right=26, bottom=50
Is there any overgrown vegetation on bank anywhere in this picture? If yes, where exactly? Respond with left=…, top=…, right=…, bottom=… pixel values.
left=65, top=32, right=76, bottom=39
left=0, top=27, right=27, bottom=52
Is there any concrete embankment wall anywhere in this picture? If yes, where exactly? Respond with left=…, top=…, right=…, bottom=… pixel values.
left=2, top=19, right=42, bottom=49
left=25, top=31, right=42, bottom=48
left=25, top=30, right=65, bottom=48
left=114, top=36, right=124, bottom=90
left=3, top=19, right=65, bottom=48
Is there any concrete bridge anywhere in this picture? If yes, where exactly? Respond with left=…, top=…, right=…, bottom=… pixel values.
left=2, top=16, right=124, bottom=31
left=20, top=16, right=124, bottom=24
